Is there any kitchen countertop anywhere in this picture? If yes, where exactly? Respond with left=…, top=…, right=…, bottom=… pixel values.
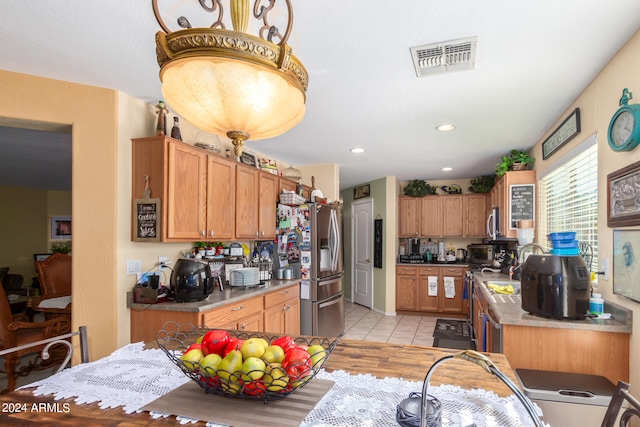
left=473, top=270, right=633, bottom=333
left=397, top=261, right=470, bottom=267
left=127, top=279, right=300, bottom=313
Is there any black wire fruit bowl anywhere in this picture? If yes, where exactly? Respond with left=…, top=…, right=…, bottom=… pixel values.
left=157, top=321, right=338, bottom=403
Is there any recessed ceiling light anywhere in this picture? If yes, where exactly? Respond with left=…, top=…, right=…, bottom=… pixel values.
left=436, top=124, right=456, bottom=131
left=442, top=167, right=453, bottom=171
left=350, top=147, right=365, bottom=153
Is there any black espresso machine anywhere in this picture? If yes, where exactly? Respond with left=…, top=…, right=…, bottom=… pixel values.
left=170, top=258, right=218, bottom=302
left=520, top=254, right=590, bottom=319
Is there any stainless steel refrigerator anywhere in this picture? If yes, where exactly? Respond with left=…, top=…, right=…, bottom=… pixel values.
left=271, top=202, right=344, bottom=337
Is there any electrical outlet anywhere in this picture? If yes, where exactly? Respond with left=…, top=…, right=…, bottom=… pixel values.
left=127, top=260, right=142, bottom=275
left=601, top=259, right=609, bottom=281
left=158, top=256, right=169, bottom=270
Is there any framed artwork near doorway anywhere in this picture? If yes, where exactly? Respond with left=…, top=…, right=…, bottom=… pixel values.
left=51, top=216, right=72, bottom=240
left=353, top=184, right=370, bottom=199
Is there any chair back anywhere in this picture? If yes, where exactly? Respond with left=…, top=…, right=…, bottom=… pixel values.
left=0, top=281, right=17, bottom=343
left=601, top=381, right=640, bottom=427
left=35, top=253, right=71, bottom=296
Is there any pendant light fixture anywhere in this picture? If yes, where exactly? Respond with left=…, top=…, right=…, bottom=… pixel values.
left=152, top=0, right=308, bottom=157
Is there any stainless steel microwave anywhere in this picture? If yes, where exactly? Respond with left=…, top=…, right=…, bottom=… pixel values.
left=467, top=244, right=494, bottom=264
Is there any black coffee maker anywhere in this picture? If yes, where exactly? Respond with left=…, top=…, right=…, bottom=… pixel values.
left=170, top=258, right=215, bottom=302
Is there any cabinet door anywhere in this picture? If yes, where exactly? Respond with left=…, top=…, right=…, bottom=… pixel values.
left=398, top=197, right=421, bottom=237
left=420, top=196, right=442, bottom=237
left=440, top=267, right=464, bottom=313
left=396, top=274, right=417, bottom=310
left=284, top=297, right=300, bottom=336
left=166, top=141, right=207, bottom=240
left=442, top=196, right=463, bottom=237
left=418, top=267, right=439, bottom=312
left=464, top=194, right=487, bottom=237
left=238, top=311, right=263, bottom=333
left=235, top=165, right=259, bottom=239
left=258, top=173, right=277, bottom=239
left=206, top=155, right=236, bottom=240
left=263, top=304, right=285, bottom=335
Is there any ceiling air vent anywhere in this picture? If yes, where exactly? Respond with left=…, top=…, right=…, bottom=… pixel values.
left=410, top=36, right=477, bottom=77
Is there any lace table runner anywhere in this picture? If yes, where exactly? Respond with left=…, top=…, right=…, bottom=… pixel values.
left=23, top=343, right=547, bottom=426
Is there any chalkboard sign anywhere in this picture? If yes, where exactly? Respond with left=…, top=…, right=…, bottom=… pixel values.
left=133, top=176, right=162, bottom=242
left=509, top=184, right=535, bottom=229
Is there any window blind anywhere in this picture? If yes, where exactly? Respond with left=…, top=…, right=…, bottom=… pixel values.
left=538, top=144, right=598, bottom=273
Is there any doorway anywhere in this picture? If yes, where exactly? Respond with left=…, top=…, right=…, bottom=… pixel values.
left=352, top=198, right=373, bottom=308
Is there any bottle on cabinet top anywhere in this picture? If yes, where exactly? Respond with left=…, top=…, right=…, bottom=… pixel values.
left=171, top=116, right=182, bottom=141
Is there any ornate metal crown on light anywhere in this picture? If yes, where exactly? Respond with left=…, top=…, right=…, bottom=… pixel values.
left=153, top=0, right=308, bottom=156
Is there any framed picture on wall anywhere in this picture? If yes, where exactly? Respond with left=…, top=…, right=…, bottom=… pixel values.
left=51, top=216, right=72, bottom=240
left=613, top=229, right=640, bottom=303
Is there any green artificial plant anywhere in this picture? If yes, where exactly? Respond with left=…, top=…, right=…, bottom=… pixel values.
left=468, top=175, right=496, bottom=193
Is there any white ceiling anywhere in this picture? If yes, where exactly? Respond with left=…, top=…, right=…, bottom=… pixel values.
left=2, top=1, right=640, bottom=191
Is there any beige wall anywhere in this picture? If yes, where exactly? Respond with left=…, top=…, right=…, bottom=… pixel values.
left=0, top=70, right=118, bottom=360
left=529, top=29, right=640, bottom=391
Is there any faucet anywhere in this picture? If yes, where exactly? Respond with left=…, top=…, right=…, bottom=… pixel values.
left=518, top=242, right=546, bottom=264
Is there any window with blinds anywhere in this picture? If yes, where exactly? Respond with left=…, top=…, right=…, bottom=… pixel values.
left=538, top=143, right=598, bottom=273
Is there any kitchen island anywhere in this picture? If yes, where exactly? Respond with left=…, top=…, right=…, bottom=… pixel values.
left=0, top=339, right=525, bottom=426
left=473, top=270, right=632, bottom=384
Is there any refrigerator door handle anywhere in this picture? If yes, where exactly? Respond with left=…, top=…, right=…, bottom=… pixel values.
left=329, top=209, right=340, bottom=272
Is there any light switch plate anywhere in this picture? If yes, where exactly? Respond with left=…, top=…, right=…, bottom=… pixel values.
left=127, top=260, right=142, bottom=275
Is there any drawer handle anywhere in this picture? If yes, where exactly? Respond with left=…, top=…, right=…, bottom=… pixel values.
left=281, top=290, right=289, bottom=295
left=231, top=304, right=245, bottom=311
left=282, top=305, right=286, bottom=312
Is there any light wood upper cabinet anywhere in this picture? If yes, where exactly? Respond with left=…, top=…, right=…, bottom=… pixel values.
left=206, top=155, right=236, bottom=240
left=399, top=197, right=421, bottom=237
left=442, top=195, right=463, bottom=237
left=420, top=196, right=442, bottom=237
left=258, top=173, right=277, bottom=239
left=464, top=194, right=488, bottom=237
left=490, top=170, right=536, bottom=239
left=235, top=164, right=260, bottom=239
left=166, top=141, right=207, bottom=240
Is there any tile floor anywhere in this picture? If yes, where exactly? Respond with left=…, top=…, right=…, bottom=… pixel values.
left=342, top=300, right=469, bottom=347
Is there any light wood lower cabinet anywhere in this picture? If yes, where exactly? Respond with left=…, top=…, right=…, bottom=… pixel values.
left=396, top=265, right=466, bottom=314
left=263, top=285, right=301, bottom=335
left=130, top=283, right=300, bottom=342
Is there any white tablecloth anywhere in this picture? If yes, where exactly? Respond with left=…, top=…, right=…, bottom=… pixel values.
left=22, top=343, right=546, bottom=427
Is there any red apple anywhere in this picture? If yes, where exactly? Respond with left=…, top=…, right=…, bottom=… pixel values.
left=201, top=329, right=230, bottom=356
left=223, top=337, right=244, bottom=357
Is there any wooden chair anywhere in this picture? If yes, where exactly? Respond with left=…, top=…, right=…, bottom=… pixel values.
left=601, top=381, right=640, bottom=427
left=0, top=282, right=70, bottom=394
left=34, top=252, right=71, bottom=297
left=33, top=253, right=71, bottom=322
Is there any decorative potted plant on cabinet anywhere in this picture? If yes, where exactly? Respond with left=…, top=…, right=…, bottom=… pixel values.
left=50, top=241, right=72, bottom=254
left=403, top=179, right=438, bottom=197
left=495, top=150, right=535, bottom=177
left=468, top=175, right=496, bottom=193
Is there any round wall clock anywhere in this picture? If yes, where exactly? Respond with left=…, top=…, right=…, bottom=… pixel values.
left=608, top=88, right=640, bottom=151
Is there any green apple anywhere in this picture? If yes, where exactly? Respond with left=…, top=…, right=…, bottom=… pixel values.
left=241, top=337, right=266, bottom=359
left=179, top=348, right=204, bottom=371
left=262, top=345, right=285, bottom=364
left=258, top=338, right=270, bottom=352
left=242, top=356, right=266, bottom=381
left=307, top=344, right=327, bottom=367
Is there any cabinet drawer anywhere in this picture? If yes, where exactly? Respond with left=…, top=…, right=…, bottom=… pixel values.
left=202, top=295, right=263, bottom=326
left=440, top=267, right=464, bottom=276
left=396, top=266, right=417, bottom=275
left=264, top=284, right=300, bottom=309
left=419, top=266, right=439, bottom=275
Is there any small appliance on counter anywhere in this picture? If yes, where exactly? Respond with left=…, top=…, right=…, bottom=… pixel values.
left=520, top=254, right=590, bottom=319
left=399, top=254, right=425, bottom=264
left=170, top=258, right=219, bottom=302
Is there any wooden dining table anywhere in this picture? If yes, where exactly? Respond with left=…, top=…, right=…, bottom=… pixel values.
left=0, top=338, right=520, bottom=426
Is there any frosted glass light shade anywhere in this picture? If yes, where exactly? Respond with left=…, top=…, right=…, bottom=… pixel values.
left=161, top=57, right=306, bottom=141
